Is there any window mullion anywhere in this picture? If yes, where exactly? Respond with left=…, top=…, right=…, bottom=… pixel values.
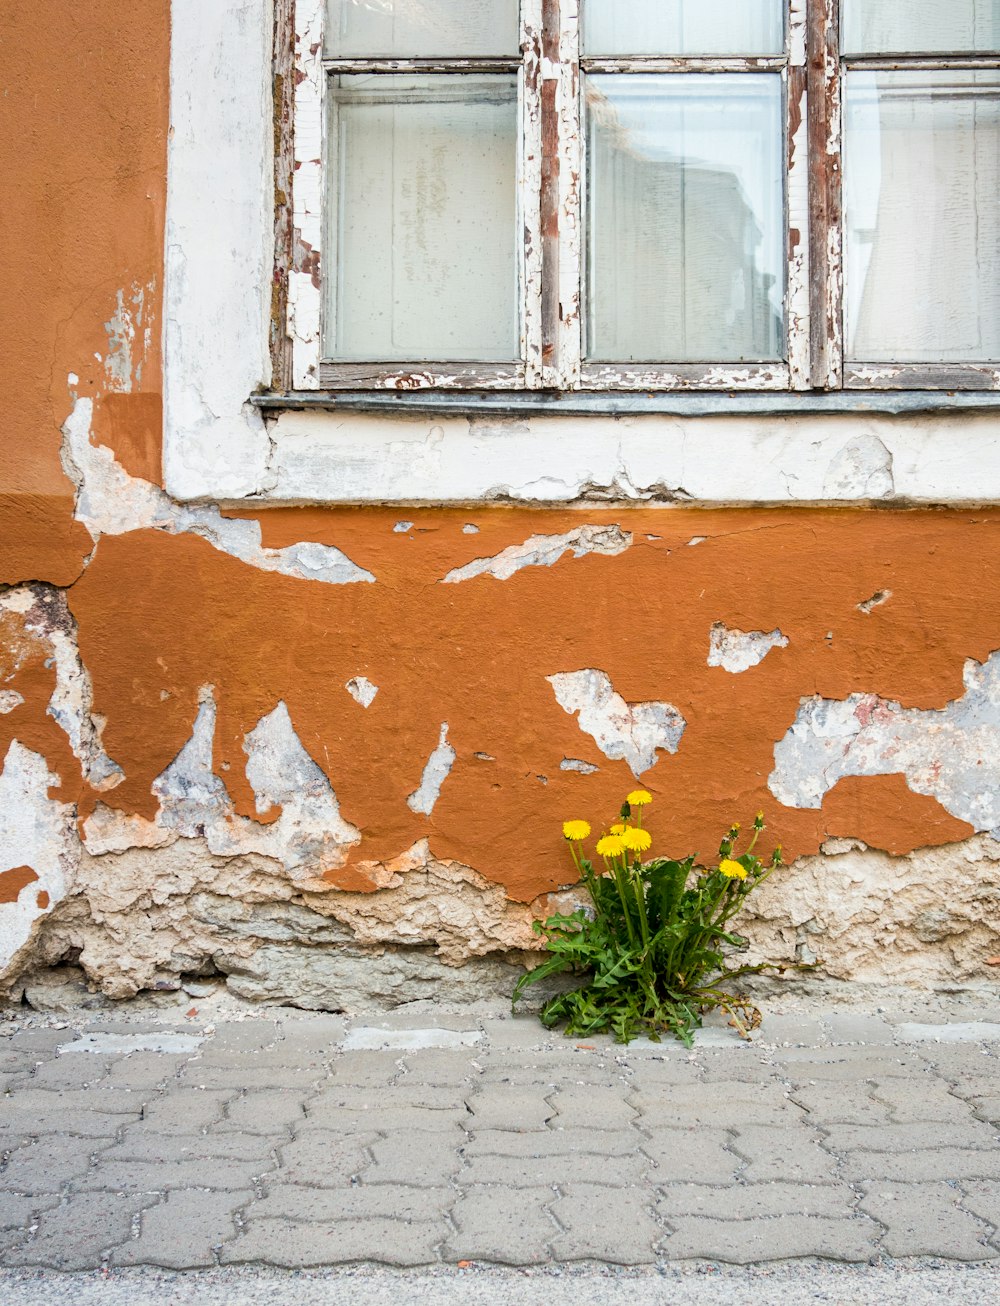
left=808, top=0, right=844, bottom=389
left=787, top=0, right=811, bottom=389
left=522, top=0, right=545, bottom=388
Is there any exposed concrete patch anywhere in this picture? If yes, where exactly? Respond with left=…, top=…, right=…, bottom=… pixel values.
left=895, top=1022, right=1000, bottom=1043
left=407, top=724, right=456, bottom=816
left=0, top=690, right=25, bottom=714
left=769, top=651, right=1000, bottom=833
left=62, top=397, right=374, bottom=585
left=742, top=834, right=1000, bottom=984
left=0, top=586, right=123, bottom=790
left=560, top=758, right=599, bottom=775
left=103, top=282, right=153, bottom=393
left=547, top=670, right=686, bottom=778
left=708, top=622, right=789, bottom=674
left=345, top=677, right=378, bottom=708
left=85, top=690, right=362, bottom=883
left=341, top=1027, right=482, bottom=1051
left=822, top=433, right=895, bottom=499
left=60, top=1031, right=205, bottom=1055
left=441, top=525, right=632, bottom=584
left=0, top=743, right=79, bottom=977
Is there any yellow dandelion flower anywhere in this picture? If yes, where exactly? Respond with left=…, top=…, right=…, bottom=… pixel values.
left=719, top=858, right=748, bottom=880
left=609, top=823, right=626, bottom=835
left=621, top=827, right=652, bottom=853
left=626, top=789, right=653, bottom=807
left=562, top=820, right=591, bottom=842
left=596, top=834, right=626, bottom=858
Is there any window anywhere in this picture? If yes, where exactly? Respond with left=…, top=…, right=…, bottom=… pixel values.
left=282, top=1, right=1000, bottom=394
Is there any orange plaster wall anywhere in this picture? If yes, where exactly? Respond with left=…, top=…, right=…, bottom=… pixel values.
left=70, top=508, right=1000, bottom=902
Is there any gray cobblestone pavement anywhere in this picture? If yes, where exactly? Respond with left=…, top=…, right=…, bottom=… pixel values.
left=1, top=989, right=999, bottom=1291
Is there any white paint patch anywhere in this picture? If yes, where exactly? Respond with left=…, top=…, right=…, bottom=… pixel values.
left=407, top=724, right=456, bottom=816
left=823, top=434, right=894, bottom=499
left=770, top=651, right=1000, bottom=834
left=441, top=524, right=632, bottom=584
left=0, top=743, right=78, bottom=976
left=85, top=690, right=362, bottom=883
left=708, top=623, right=789, bottom=674
left=547, top=670, right=686, bottom=778
left=103, top=283, right=152, bottom=393
left=0, top=691, right=24, bottom=714
left=62, top=398, right=374, bottom=585
left=393, top=522, right=414, bottom=534
left=894, top=1023, right=1000, bottom=1043
left=687, top=537, right=706, bottom=547
left=341, top=1027, right=482, bottom=1052
left=345, top=677, right=379, bottom=708
left=462, top=524, right=480, bottom=534
left=561, top=758, right=599, bottom=775
left=60, top=1032, right=205, bottom=1055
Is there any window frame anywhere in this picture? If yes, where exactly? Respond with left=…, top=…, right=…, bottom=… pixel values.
left=276, top=0, right=1000, bottom=397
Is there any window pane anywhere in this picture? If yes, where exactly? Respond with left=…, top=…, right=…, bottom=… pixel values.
left=325, top=0, right=518, bottom=57
left=583, top=1, right=784, bottom=56
left=585, top=74, right=784, bottom=364
left=844, top=71, right=1000, bottom=363
left=325, top=74, right=518, bottom=362
left=843, top=1, right=1000, bottom=55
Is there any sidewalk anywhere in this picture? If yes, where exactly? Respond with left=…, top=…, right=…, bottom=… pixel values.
left=1, top=988, right=999, bottom=1291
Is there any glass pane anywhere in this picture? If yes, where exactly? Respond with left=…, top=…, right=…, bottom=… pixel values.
left=843, top=1, right=1000, bottom=55
left=325, top=0, right=518, bottom=57
left=585, top=74, right=784, bottom=364
left=584, top=1, right=784, bottom=56
left=325, top=74, right=519, bottom=362
left=845, top=71, right=1000, bottom=363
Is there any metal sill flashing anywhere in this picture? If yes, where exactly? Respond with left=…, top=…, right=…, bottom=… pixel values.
left=251, top=390, right=1000, bottom=419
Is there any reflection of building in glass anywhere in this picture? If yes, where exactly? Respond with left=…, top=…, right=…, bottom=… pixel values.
left=586, top=81, right=783, bottom=364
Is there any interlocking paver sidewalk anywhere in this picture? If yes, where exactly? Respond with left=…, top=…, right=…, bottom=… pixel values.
left=1, top=995, right=1000, bottom=1273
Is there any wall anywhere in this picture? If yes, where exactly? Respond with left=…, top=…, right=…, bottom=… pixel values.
left=1, top=0, right=998, bottom=1010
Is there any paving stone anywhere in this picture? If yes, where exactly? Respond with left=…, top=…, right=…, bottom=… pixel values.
left=946, top=1075, right=1000, bottom=1102
left=463, top=1086, right=555, bottom=1131
left=656, top=1182, right=856, bottom=1220
left=9, top=1029, right=76, bottom=1054
left=0, top=1109, right=124, bottom=1141
left=2, top=1191, right=160, bottom=1270
left=180, top=1065, right=326, bottom=1090
left=102, top=1054, right=193, bottom=1089
left=300, top=1104, right=468, bottom=1134
left=273, top=1131, right=377, bottom=1186
left=962, top=1180, right=1000, bottom=1233
left=775, top=1049, right=930, bottom=1080
left=324, top=1052, right=403, bottom=1086
left=445, top=1185, right=557, bottom=1264
left=464, top=1129, right=640, bottom=1158
left=551, top=1085, right=639, bottom=1131
left=627, top=1061, right=703, bottom=1090
left=907, top=1046, right=998, bottom=1075
left=658, top=1213, right=882, bottom=1263
left=696, top=1053, right=781, bottom=1084
left=631, top=1083, right=802, bottom=1129
left=6, top=1088, right=148, bottom=1115
left=249, top=1183, right=453, bottom=1223
left=70, top=1158, right=274, bottom=1193
left=824, top=1015, right=894, bottom=1045
left=479, top=1017, right=555, bottom=1049
left=477, top=1056, right=631, bottom=1089
left=199, top=1023, right=282, bottom=1054
left=0, top=1192, right=62, bottom=1229
left=788, top=1084, right=892, bottom=1124
left=399, top=1051, right=484, bottom=1085
left=821, top=1121, right=997, bottom=1153
left=640, top=1128, right=742, bottom=1184
left=8, top=1056, right=114, bottom=1090
left=460, top=1149, right=651, bottom=1188
left=139, top=1089, right=235, bottom=1133
left=860, top=1181, right=999, bottom=1260
left=311, top=1084, right=460, bottom=1111
left=731, top=1125, right=840, bottom=1184
left=220, top=1216, right=441, bottom=1267
left=113, top=1188, right=252, bottom=1268
left=366, top=1131, right=463, bottom=1187
left=841, top=1148, right=1000, bottom=1183
left=551, top=1184, right=659, bottom=1263
left=760, top=1016, right=826, bottom=1047
left=0, top=1137, right=110, bottom=1190
left=872, top=1080, right=975, bottom=1123
left=218, top=1090, right=309, bottom=1134
left=107, top=1129, right=276, bottom=1163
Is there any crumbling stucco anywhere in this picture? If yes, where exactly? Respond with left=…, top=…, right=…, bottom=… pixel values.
left=547, top=670, right=686, bottom=778
left=345, top=677, right=378, bottom=708
left=441, top=524, right=632, bottom=584
left=708, top=622, right=789, bottom=674
left=407, top=725, right=456, bottom=816
left=770, top=652, right=1000, bottom=834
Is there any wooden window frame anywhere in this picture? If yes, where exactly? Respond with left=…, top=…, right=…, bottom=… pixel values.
left=275, top=0, right=1000, bottom=396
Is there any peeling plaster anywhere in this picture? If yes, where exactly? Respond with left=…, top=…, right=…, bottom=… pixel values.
left=858, top=589, right=892, bottom=614
left=708, top=622, right=789, bottom=674
left=0, top=744, right=78, bottom=976
left=770, top=651, right=1000, bottom=834
left=547, top=670, right=686, bottom=778
left=103, top=282, right=153, bottom=393
left=85, top=690, right=361, bottom=884
left=62, top=398, right=374, bottom=585
left=822, top=434, right=894, bottom=499
left=440, top=524, right=632, bottom=584
left=407, top=724, right=456, bottom=816
left=560, top=758, right=599, bottom=775
left=345, top=677, right=378, bottom=708
left=0, top=691, right=25, bottom=714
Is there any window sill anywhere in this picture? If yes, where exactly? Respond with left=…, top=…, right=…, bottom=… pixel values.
left=252, top=389, right=1000, bottom=418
